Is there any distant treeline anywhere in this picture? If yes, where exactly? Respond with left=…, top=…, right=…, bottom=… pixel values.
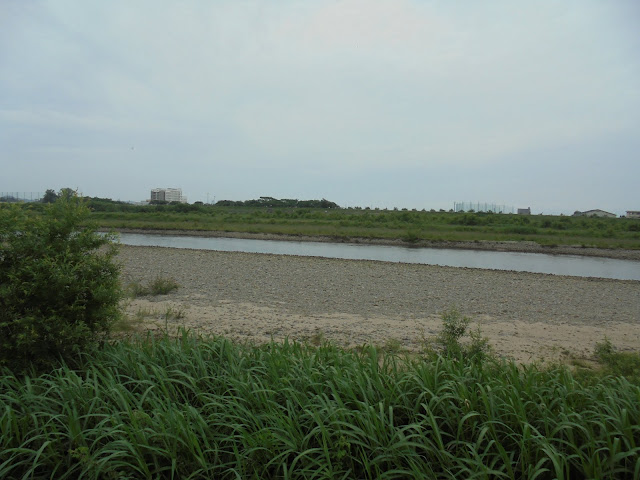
left=83, top=196, right=340, bottom=212
left=214, top=197, right=340, bottom=209
left=1, top=189, right=341, bottom=211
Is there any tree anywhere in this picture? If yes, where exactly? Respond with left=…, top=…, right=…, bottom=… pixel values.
left=0, top=194, right=122, bottom=372
left=41, top=189, right=59, bottom=203
left=59, top=187, right=76, bottom=199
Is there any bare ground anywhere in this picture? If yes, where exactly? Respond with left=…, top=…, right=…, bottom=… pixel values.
left=117, top=245, right=640, bottom=364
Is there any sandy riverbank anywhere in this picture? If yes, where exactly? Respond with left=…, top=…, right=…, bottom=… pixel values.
left=113, top=228, right=640, bottom=261
left=117, top=245, right=640, bottom=364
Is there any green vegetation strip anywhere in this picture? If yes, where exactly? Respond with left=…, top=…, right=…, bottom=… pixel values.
left=9, top=197, right=640, bottom=249
left=83, top=199, right=640, bottom=250
left=2, top=334, right=639, bottom=479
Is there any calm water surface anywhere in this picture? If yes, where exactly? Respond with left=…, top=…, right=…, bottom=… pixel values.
left=117, top=233, right=640, bottom=281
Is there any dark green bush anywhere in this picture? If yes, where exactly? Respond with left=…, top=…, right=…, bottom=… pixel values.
left=0, top=192, right=122, bottom=372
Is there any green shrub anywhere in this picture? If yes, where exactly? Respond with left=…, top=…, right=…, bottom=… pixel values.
left=424, top=309, right=491, bottom=363
left=0, top=192, right=122, bottom=373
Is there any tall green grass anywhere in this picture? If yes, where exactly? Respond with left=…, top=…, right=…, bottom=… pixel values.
left=1, top=334, right=638, bottom=479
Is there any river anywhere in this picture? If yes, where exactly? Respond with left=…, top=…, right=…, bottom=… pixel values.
left=116, top=233, right=640, bottom=281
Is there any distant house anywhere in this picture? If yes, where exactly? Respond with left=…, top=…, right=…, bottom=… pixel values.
left=517, top=207, right=531, bottom=215
left=573, top=209, right=616, bottom=218
left=627, top=211, right=640, bottom=219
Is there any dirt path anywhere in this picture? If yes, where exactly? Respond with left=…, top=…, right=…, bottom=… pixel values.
left=117, top=245, right=640, bottom=364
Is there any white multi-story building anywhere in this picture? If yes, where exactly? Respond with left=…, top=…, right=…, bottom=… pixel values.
left=150, top=188, right=187, bottom=203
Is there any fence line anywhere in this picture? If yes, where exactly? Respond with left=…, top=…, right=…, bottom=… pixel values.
left=0, top=192, right=44, bottom=202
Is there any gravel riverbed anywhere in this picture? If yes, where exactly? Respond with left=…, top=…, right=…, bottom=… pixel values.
left=117, top=245, right=640, bottom=364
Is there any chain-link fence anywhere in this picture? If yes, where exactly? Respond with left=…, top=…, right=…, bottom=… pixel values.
left=0, top=192, right=44, bottom=203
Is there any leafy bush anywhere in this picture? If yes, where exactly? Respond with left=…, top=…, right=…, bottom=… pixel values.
left=424, top=309, right=491, bottom=363
left=0, top=192, right=122, bottom=372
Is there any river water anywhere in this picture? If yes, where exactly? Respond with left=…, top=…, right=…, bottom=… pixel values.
left=116, top=233, right=640, bottom=281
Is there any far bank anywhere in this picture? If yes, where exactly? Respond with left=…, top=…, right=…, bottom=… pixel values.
left=89, top=206, right=640, bottom=254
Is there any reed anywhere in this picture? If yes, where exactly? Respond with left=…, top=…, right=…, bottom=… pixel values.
left=1, top=333, right=638, bottom=479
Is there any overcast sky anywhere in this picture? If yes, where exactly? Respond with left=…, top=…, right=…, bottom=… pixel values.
left=1, top=1, right=638, bottom=214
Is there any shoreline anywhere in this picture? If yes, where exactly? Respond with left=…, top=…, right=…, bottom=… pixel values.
left=110, top=228, right=640, bottom=261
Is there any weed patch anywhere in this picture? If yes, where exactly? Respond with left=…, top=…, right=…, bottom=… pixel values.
left=127, top=276, right=179, bottom=297
left=593, top=337, right=640, bottom=381
left=150, top=276, right=180, bottom=295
